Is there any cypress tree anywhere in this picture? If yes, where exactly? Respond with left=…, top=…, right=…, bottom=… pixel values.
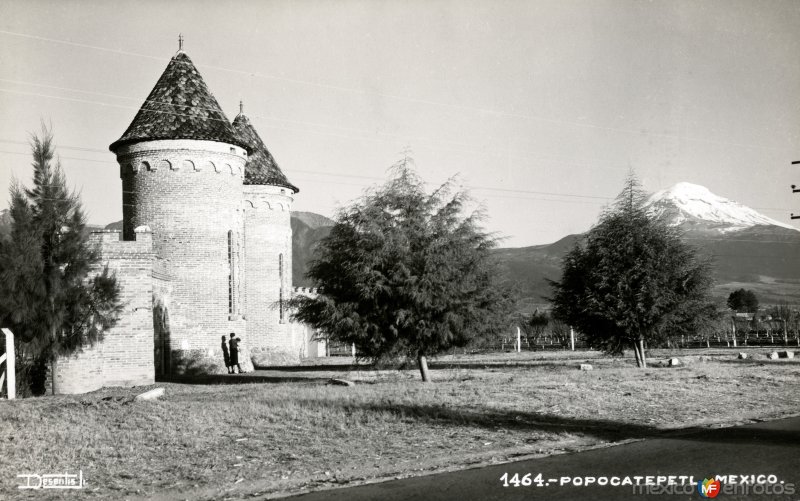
left=549, top=174, right=716, bottom=367
left=0, top=125, right=122, bottom=394
left=290, top=159, right=514, bottom=381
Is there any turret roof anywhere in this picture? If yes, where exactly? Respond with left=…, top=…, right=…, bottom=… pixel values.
left=232, top=112, right=299, bottom=192
left=109, top=51, right=248, bottom=152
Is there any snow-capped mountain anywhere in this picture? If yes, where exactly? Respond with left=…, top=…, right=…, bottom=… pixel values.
left=497, top=182, right=800, bottom=306
left=645, top=182, right=797, bottom=233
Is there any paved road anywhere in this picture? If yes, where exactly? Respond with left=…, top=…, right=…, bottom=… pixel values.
left=286, top=416, right=800, bottom=500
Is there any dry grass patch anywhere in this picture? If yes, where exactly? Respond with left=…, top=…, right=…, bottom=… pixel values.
left=1, top=354, right=798, bottom=500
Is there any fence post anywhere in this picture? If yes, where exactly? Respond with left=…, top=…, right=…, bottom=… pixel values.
left=783, top=319, right=788, bottom=346
left=1, top=328, right=15, bottom=400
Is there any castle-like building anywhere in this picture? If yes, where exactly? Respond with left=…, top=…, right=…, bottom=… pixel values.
left=50, top=49, right=317, bottom=394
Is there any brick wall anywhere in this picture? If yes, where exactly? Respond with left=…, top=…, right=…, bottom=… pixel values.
left=51, top=227, right=155, bottom=394
left=116, top=139, right=251, bottom=374
left=243, top=185, right=299, bottom=366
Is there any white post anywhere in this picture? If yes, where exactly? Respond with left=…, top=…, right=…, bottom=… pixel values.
left=516, top=327, right=521, bottom=353
left=351, top=343, right=356, bottom=357
left=570, top=327, right=575, bottom=351
left=732, top=320, right=737, bottom=348
left=2, top=328, right=15, bottom=400
left=783, top=319, right=788, bottom=346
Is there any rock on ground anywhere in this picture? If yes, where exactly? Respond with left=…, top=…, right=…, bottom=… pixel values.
left=135, top=387, right=165, bottom=401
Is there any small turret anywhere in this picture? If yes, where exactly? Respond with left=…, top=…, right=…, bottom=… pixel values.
left=234, top=106, right=300, bottom=365
left=232, top=103, right=298, bottom=193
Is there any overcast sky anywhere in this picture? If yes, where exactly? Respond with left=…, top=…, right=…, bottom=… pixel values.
left=1, top=0, right=798, bottom=246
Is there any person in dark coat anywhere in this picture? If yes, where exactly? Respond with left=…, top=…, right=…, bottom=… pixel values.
left=221, top=335, right=232, bottom=374
left=229, top=332, right=244, bottom=374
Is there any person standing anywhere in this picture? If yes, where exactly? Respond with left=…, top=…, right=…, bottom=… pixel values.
left=221, top=335, right=233, bottom=374
left=228, top=332, right=244, bottom=374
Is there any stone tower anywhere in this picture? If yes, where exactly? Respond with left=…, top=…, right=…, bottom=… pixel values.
left=233, top=108, right=300, bottom=365
left=109, top=50, right=252, bottom=374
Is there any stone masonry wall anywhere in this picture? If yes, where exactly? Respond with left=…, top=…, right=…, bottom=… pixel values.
left=51, top=227, right=155, bottom=394
left=116, top=139, right=251, bottom=374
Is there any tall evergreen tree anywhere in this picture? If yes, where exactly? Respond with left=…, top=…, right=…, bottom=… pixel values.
left=726, top=288, right=759, bottom=314
left=290, top=159, right=514, bottom=381
left=0, top=125, right=122, bottom=394
left=549, top=174, right=716, bottom=367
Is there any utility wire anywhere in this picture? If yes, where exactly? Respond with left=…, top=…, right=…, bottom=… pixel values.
left=0, top=28, right=790, bottom=153
left=2, top=146, right=796, bottom=214
left=0, top=29, right=165, bottom=62
left=2, top=77, right=478, bottom=150
left=0, top=87, right=636, bottom=172
left=0, top=149, right=113, bottom=164
left=0, top=147, right=614, bottom=203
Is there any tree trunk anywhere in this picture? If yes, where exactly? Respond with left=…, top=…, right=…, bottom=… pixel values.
left=417, top=354, right=431, bottom=382
left=50, top=321, right=58, bottom=395
left=638, top=339, right=647, bottom=368
left=633, top=341, right=642, bottom=368
left=51, top=358, right=57, bottom=395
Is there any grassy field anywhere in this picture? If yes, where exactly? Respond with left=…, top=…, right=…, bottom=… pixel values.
left=1, top=350, right=799, bottom=500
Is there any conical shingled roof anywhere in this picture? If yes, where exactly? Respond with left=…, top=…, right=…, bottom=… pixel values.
left=232, top=113, right=299, bottom=193
left=109, top=51, right=248, bottom=152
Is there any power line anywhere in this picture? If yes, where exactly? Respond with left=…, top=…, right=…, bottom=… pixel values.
left=2, top=77, right=479, bottom=149
left=0, top=28, right=790, bottom=153
left=0, top=29, right=165, bottom=62
left=0, top=139, right=108, bottom=155
left=0, top=86, right=635, bottom=171
left=0, top=84, right=640, bottom=171
left=2, top=146, right=797, bottom=214
left=0, top=75, right=636, bottom=171
left=0, top=149, right=611, bottom=203
left=0, top=87, right=232, bottom=122
left=686, top=239, right=800, bottom=245
left=0, top=149, right=113, bottom=164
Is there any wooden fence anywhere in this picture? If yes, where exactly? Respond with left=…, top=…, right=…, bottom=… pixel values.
left=0, top=328, right=15, bottom=399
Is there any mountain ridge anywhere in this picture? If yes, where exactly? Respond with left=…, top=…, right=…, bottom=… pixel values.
left=498, top=182, right=800, bottom=306
left=2, top=182, right=797, bottom=303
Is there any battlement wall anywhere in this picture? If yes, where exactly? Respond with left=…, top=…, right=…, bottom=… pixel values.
left=51, top=228, right=155, bottom=394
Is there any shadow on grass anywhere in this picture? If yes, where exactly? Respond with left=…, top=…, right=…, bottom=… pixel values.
left=299, top=399, right=660, bottom=442
left=427, top=361, right=621, bottom=370
left=156, top=374, right=331, bottom=385
left=288, top=399, right=800, bottom=447
left=253, top=363, right=363, bottom=372
left=253, top=360, right=620, bottom=372
left=664, top=421, right=800, bottom=447
left=714, top=359, right=800, bottom=366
